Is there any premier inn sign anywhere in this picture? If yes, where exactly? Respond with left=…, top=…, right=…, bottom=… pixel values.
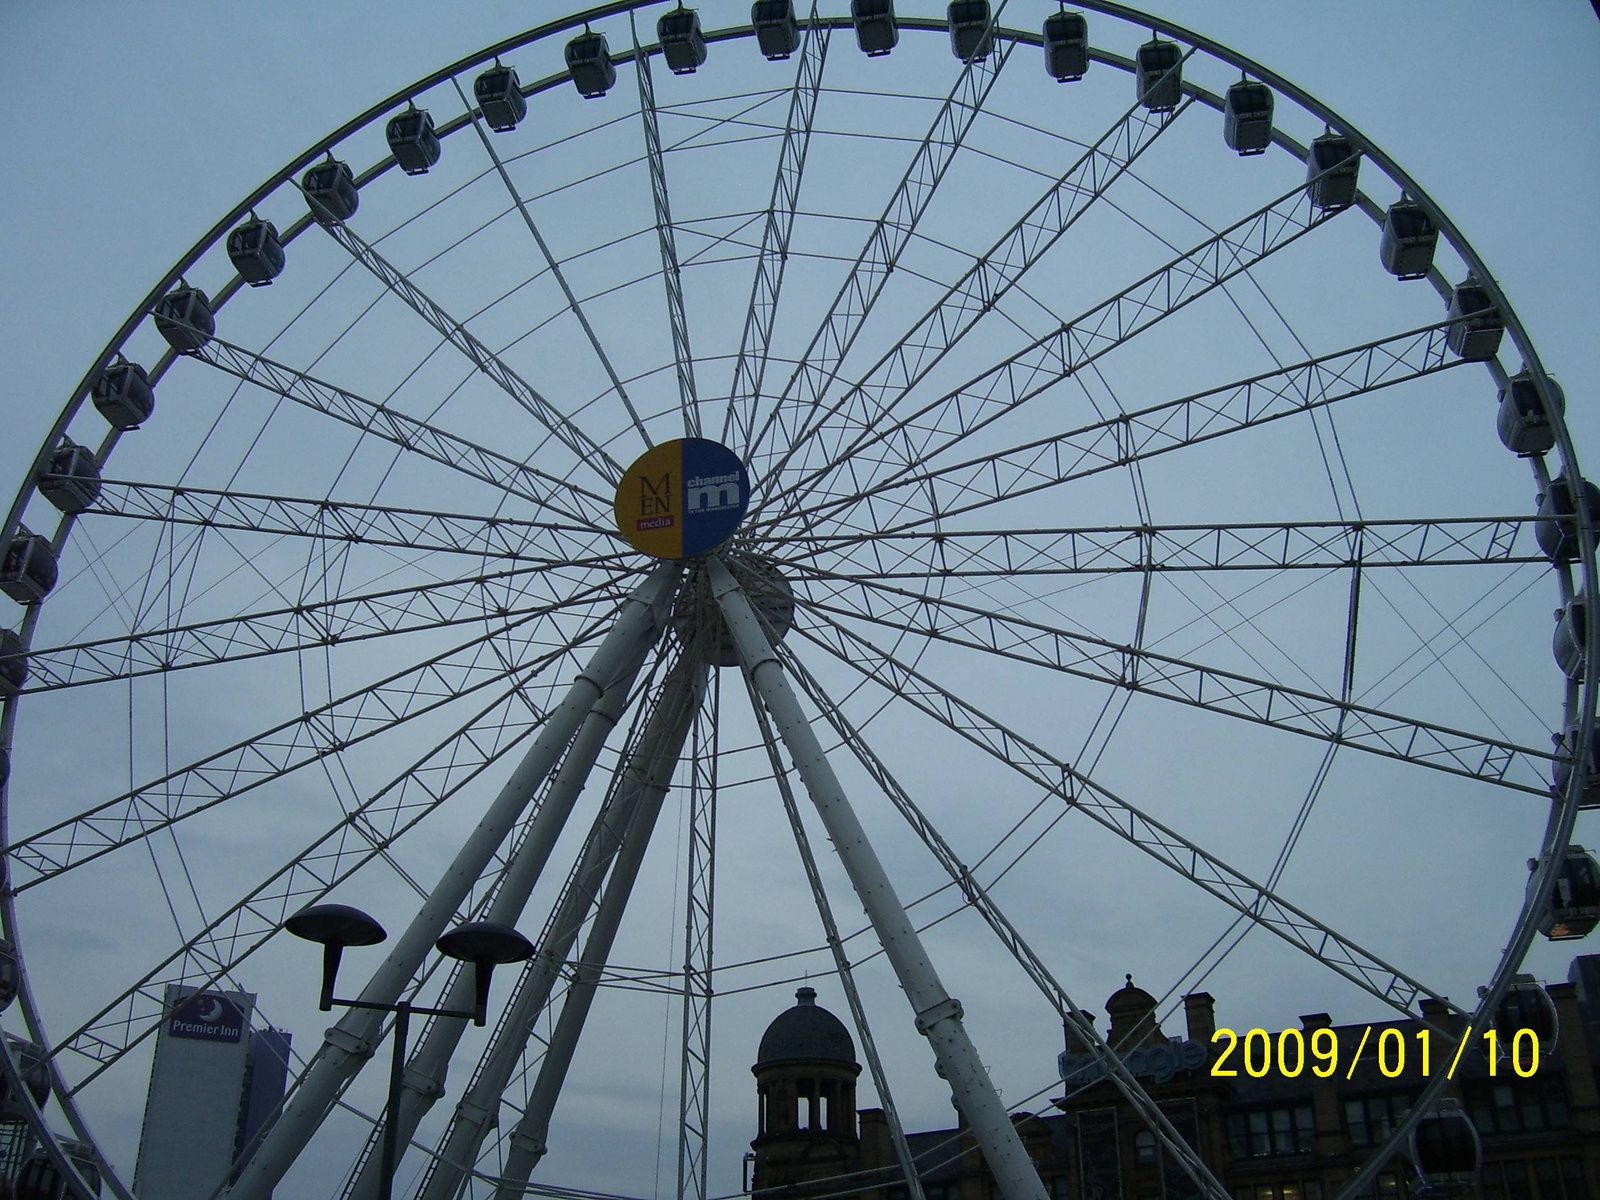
left=167, top=991, right=246, bottom=1044
left=1058, top=1037, right=1207, bottom=1086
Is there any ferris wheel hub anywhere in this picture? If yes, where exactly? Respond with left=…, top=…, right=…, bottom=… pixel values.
left=614, top=437, right=751, bottom=559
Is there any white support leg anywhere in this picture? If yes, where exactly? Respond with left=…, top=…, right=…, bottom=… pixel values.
left=707, top=557, right=1048, bottom=1200
left=223, top=561, right=679, bottom=1200
left=342, top=648, right=647, bottom=1200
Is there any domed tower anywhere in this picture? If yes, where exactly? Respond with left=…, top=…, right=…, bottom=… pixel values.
left=751, top=987, right=862, bottom=1196
left=1106, top=974, right=1165, bottom=1050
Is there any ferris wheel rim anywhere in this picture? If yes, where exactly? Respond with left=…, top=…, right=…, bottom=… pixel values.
left=0, top=7, right=1592, bottom=1200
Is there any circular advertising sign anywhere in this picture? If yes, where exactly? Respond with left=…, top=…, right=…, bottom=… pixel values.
left=612, top=437, right=751, bottom=559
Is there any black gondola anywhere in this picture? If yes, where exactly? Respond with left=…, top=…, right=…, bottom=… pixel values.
left=1223, top=80, right=1273, bottom=154
left=1530, top=846, right=1600, bottom=939
left=1536, top=472, right=1599, bottom=564
left=948, top=1, right=993, bottom=62
left=1554, top=597, right=1587, bottom=680
left=660, top=7, right=709, bottom=74
left=1484, top=974, right=1559, bottom=1055
left=0, top=628, right=25, bottom=696
left=2, top=528, right=59, bottom=605
left=1409, top=1099, right=1480, bottom=1196
left=387, top=106, right=441, bottom=175
left=0, top=938, right=16, bottom=1013
left=1379, top=199, right=1438, bottom=280
left=1445, top=277, right=1503, bottom=361
left=1552, top=723, right=1600, bottom=806
left=566, top=30, right=617, bottom=98
left=303, top=158, right=359, bottom=223
left=752, top=0, right=801, bottom=59
left=1043, top=10, right=1088, bottom=80
left=153, top=285, right=215, bottom=354
left=1, top=1036, right=50, bottom=1114
left=13, top=1148, right=103, bottom=1200
left=852, top=0, right=898, bottom=56
left=1305, top=132, right=1359, bottom=211
left=1135, top=37, right=1182, bottom=111
left=1497, top=369, right=1564, bottom=457
left=226, top=216, right=285, bottom=286
left=37, top=441, right=101, bottom=515
left=92, top=359, right=155, bottom=430
left=475, top=64, right=527, bottom=131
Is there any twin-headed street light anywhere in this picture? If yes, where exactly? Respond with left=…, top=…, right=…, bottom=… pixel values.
left=284, top=903, right=535, bottom=1200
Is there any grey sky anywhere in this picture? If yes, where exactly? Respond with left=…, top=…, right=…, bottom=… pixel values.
left=1, top=4, right=1597, bottom=1200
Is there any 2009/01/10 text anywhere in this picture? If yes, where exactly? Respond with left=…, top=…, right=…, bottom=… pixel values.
left=1209, top=1026, right=1538, bottom=1081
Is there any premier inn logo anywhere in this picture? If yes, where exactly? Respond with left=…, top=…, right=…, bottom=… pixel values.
left=168, top=992, right=246, bottom=1043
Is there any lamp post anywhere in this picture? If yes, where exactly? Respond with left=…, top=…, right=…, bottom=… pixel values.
left=285, top=903, right=534, bottom=1200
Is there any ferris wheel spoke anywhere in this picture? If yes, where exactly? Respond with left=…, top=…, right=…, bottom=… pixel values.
left=775, top=641, right=1225, bottom=1200
left=417, top=649, right=710, bottom=1200
left=185, top=333, right=613, bottom=527
left=51, top=626, right=607, bottom=1087
left=772, top=316, right=1465, bottom=540
left=6, top=586, right=622, bottom=891
left=15, top=560, right=631, bottom=693
left=788, top=614, right=1456, bottom=1023
left=723, top=7, right=830, bottom=452
left=796, top=572, right=1553, bottom=793
left=754, top=82, right=1196, bottom=526
left=755, top=165, right=1352, bottom=530
left=452, top=77, right=652, bottom=449
left=634, top=18, right=703, bottom=440
left=80, top=478, right=621, bottom=564
left=782, top=514, right=1541, bottom=581
left=309, top=210, right=624, bottom=485
left=744, top=18, right=1017, bottom=475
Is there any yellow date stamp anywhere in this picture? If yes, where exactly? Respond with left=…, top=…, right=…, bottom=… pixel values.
left=1209, top=1026, right=1539, bottom=1080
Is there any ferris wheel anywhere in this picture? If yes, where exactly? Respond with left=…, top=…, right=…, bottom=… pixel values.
left=1, top=3, right=1596, bottom=1199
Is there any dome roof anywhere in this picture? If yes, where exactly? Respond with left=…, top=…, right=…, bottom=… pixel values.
left=756, top=987, right=857, bottom=1067
left=1107, top=973, right=1157, bottom=1013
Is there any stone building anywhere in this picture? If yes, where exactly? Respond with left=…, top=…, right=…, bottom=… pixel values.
left=749, top=958, right=1600, bottom=1200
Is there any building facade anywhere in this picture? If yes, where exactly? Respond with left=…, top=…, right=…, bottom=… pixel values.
left=750, top=958, right=1600, bottom=1200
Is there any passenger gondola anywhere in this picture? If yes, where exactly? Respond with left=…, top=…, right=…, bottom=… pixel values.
left=1135, top=37, right=1182, bottom=111
left=660, top=7, right=708, bottom=74
left=753, top=0, right=801, bottom=59
left=1409, top=1099, right=1480, bottom=1196
left=37, top=440, right=101, bottom=514
left=92, top=359, right=155, bottom=429
left=1553, top=597, right=1587, bottom=680
left=567, top=30, right=617, bottom=98
left=227, top=216, right=286, bottom=286
left=1043, top=10, right=1088, bottom=80
left=852, top=0, right=898, bottom=56
left=1529, top=846, right=1600, bottom=940
left=1379, top=198, right=1438, bottom=280
left=0, top=628, right=26, bottom=696
left=1445, top=277, right=1503, bottom=361
left=1497, top=369, right=1564, bottom=456
left=475, top=63, right=527, bottom=131
left=1536, top=472, right=1600, bottom=564
left=2, top=528, right=59, bottom=605
left=1305, top=132, right=1359, bottom=210
left=303, top=157, right=359, bottom=223
left=387, top=106, right=441, bottom=175
left=153, top=285, right=215, bottom=354
left=948, top=1, right=993, bottom=62
left=1223, top=79, right=1273, bottom=154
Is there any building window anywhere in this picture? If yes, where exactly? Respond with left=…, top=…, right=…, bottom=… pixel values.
left=1343, top=1095, right=1413, bottom=1147
left=1464, top=1077, right=1570, bottom=1135
left=1228, top=1106, right=1314, bottom=1158
left=1353, top=1174, right=1403, bottom=1200
left=1135, top=1131, right=1157, bottom=1165
left=1482, top=1159, right=1596, bottom=1200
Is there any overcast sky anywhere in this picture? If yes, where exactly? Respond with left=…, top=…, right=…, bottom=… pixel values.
left=1, top=5, right=1597, bottom=1200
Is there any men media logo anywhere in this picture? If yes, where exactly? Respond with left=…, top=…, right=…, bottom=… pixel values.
left=614, top=439, right=749, bottom=558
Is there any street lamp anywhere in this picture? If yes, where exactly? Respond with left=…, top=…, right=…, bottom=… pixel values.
left=285, top=903, right=534, bottom=1200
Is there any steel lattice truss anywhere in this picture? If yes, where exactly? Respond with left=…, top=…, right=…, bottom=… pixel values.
left=0, top=10, right=1589, bottom=1200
